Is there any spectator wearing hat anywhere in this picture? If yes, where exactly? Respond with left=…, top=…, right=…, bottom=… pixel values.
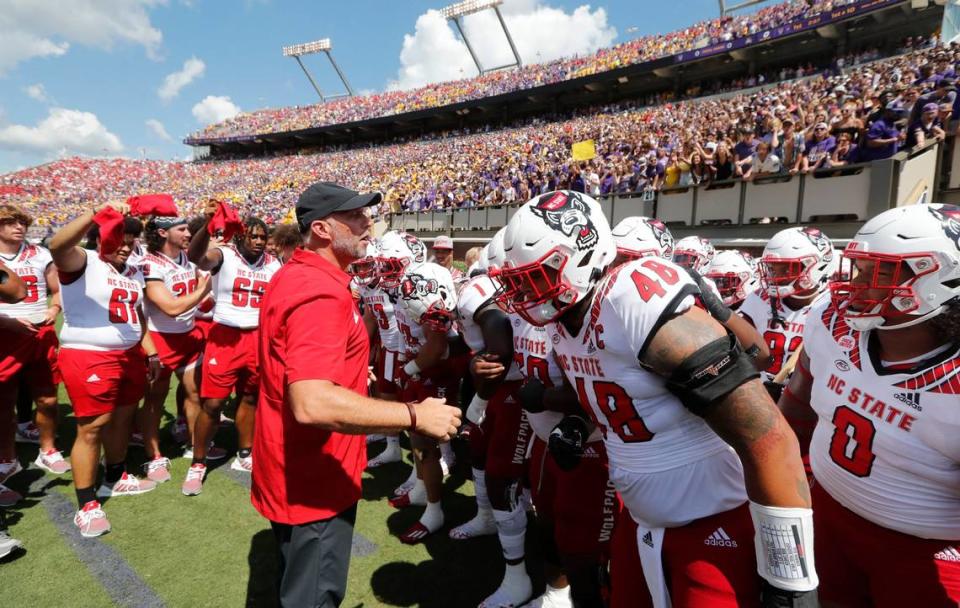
left=911, top=77, right=957, bottom=125
left=861, top=102, right=905, bottom=162
left=253, top=181, right=462, bottom=608
left=801, top=122, right=837, bottom=173
left=906, top=102, right=946, bottom=149
left=430, top=236, right=463, bottom=282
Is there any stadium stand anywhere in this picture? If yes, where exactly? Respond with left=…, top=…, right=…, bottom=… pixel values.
left=3, top=33, right=953, bottom=248
left=185, top=0, right=881, bottom=143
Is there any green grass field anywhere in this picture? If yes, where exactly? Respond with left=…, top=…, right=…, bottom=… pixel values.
left=1, top=381, right=537, bottom=607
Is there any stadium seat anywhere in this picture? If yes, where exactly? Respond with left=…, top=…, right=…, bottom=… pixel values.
left=744, top=175, right=801, bottom=224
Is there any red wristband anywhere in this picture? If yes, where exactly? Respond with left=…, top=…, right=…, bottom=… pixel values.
left=405, top=402, right=417, bottom=433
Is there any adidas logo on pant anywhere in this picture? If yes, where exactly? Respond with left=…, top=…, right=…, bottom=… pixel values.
left=934, top=547, right=960, bottom=563
left=704, top=527, right=738, bottom=548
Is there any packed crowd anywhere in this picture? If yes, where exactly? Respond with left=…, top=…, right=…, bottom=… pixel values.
left=3, top=37, right=949, bottom=232
left=186, top=0, right=865, bottom=141
left=2, top=188, right=958, bottom=607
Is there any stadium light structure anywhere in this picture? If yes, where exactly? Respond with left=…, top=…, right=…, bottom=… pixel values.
left=440, top=0, right=522, bottom=76
left=281, top=37, right=355, bottom=102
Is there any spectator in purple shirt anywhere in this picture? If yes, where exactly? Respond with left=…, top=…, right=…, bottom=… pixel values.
left=801, top=122, right=837, bottom=173
left=733, top=127, right=758, bottom=178
left=860, top=103, right=905, bottom=162
left=906, top=103, right=945, bottom=149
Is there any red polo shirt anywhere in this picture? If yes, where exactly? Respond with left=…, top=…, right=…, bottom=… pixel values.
left=252, top=248, right=369, bottom=525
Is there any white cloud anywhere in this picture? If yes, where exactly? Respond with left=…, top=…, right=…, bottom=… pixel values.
left=0, top=0, right=165, bottom=75
left=24, top=83, right=50, bottom=103
left=145, top=118, right=172, bottom=141
left=0, top=108, right=123, bottom=156
left=158, top=56, right=205, bottom=101
left=192, top=95, right=241, bottom=125
left=388, top=0, right=616, bottom=91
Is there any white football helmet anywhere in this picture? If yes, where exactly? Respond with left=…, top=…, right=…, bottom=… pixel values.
left=832, top=204, right=960, bottom=331
left=673, top=236, right=716, bottom=272
left=348, top=241, right=379, bottom=286
left=494, top=191, right=616, bottom=326
left=706, top=250, right=760, bottom=307
left=376, top=231, right=426, bottom=289
left=396, top=262, right=458, bottom=331
left=611, top=216, right=675, bottom=261
left=486, top=228, right=507, bottom=272
left=760, top=227, right=835, bottom=298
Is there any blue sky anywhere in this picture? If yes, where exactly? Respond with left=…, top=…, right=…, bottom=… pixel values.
left=0, top=0, right=769, bottom=174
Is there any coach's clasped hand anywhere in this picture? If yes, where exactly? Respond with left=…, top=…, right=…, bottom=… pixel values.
left=412, top=397, right=462, bottom=442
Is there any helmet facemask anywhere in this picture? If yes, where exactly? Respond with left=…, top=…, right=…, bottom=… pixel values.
left=348, top=256, right=379, bottom=286
left=831, top=250, right=941, bottom=331
left=760, top=255, right=822, bottom=298
left=492, top=247, right=576, bottom=326
left=376, top=256, right=410, bottom=289
left=707, top=271, right=748, bottom=307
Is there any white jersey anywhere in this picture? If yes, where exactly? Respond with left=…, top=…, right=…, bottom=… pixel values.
left=127, top=242, right=147, bottom=268
left=548, top=258, right=747, bottom=528
left=140, top=250, right=198, bottom=334
left=0, top=243, right=53, bottom=321
left=60, top=253, right=144, bottom=351
left=211, top=246, right=281, bottom=329
left=510, top=313, right=566, bottom=441
left=740, top=289, right=830, bottom=382
left=395, top=304, right=426, bottom=361
left=359, top=283, right=402, bottom=353
left=806, top=300, right=960, bottom=540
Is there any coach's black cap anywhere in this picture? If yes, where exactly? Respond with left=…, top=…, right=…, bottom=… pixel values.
left=296, top=181, right=382, bottom=229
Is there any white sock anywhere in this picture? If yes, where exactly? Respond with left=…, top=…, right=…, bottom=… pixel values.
left=386, top=435, right=400, bottom=450
left=407, top=479, right=427, bottom=504
left=503, top=561, right=528, bottom=584
left=419, top=500, right=444, bottom=532
left=543, top=583, right=570, bottom=599
left=493, top=504, right=527, bottom=561
left=395, top=466, right=418, bottom=495
left=473, top=467, right=493, bottom=515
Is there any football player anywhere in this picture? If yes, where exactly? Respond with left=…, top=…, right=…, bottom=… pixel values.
left=672, top=235, right=715, bottom=273
left=740, top=227, right=835, bottom=387
left=353, top=237, right=403, bottom=468
left=391, top=261, right=460, bottom=544
left=0, top=204, right=69, bottom=495
left=50, top=201, right=161, bottom=537
left=494, top=191, right=816, bottom=607
left=137, top=216, right=211, bottom=483
left=706, top=250, right=761, bottom=312
left=453, top=236, right=539, bottom=607
left=184, top=203, right=281, bottom=495
left=779, top=203, right=960, bottom=607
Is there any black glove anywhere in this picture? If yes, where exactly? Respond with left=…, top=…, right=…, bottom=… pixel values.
left=763, top=381, right=784, bottom=403
left=760, top=580, right=819, bottom=608
left=517, top=378, right=546, bottom=413
left=548, top=415, right=588, bottom=471
left=685, top=268, right=732, bottom=323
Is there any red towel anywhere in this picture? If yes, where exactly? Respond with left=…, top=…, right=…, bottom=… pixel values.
left=93, top=207, right=125, bottom=256
left=128, top=194, right=178, bottom=217
left=207, top=201, right=245, bottom=241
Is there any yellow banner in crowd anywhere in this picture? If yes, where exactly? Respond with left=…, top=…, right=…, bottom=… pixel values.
left=571, top=139, right=596, bottom=161
left=282, top=208, right=296, bottom=224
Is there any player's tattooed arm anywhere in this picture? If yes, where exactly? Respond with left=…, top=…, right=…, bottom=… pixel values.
left=642, top=306, right=811, bottom=508
left=776, top=351, right=817, bottom=453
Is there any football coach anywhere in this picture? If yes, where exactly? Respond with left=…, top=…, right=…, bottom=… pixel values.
left=252, top=182, right=462, bottom=607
